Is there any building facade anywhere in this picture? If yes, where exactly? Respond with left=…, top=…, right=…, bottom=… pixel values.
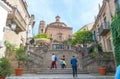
left=39, top=16, right=73, bottom=50
left=0, top=0, right=12, bottom=57
left=0, top=0, right=35, bottom=57
left=92, top=0, right=116, bottom=52
left=78, top=23, right=94, bottom=31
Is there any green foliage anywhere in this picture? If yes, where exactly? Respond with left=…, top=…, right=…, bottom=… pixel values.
left=72, top=30, right=93, bottom=46
left=29, top=38, right=35, bottom=44
left=91, top=51, right=112, bottom=59
left=63, top=40, right=67, bottom=45
left=15, top=46, right=29, bottom=68
left=97, top=44, right=103, bottom=53
left=88, top=44, right=103, bottom=54
left=111, top=13, right=120, bottom=66
left=34, top=33, right=50, bottom=39
left=63, top=40, right=70, bottom=45
left=71, top=37, right=77, bottom=45
left=4, top=41, right=16, bottom=52
left=88, top=46, right=94, bottom=54
left=0, top=57, right=13, bottom=76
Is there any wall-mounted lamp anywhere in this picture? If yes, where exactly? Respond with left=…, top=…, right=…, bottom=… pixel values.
left=11, top=23, right=16, bottom=31
left=0, top=41, right=3, bottom=48
left=3, top=23, right=16, bottom=32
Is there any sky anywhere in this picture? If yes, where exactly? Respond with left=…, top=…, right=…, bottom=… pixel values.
left=26, top=0, right=103, bottom=35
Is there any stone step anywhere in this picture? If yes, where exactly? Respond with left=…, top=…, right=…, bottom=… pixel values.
left=24, top=68, right=87, bottom=74
left=6, top=74, right=114, bottom=79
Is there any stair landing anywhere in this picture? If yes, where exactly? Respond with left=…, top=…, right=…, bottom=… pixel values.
left=6, top=74, right=114, bottom=79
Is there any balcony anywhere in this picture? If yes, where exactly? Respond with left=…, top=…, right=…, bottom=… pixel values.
left=6, top=7, right=26, bottom=33
left=98, top=22, right=110, bottom=36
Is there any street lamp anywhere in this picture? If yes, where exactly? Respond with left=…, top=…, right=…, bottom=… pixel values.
left=3, top=23, right=16, bottom=32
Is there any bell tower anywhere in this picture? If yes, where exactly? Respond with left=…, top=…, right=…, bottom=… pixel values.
left=39, top=20, right=45, bottom=34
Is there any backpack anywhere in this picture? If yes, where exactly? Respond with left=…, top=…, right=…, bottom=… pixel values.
left=55, top=56, right=58, bottom=61
left=63, top=60, right=66, bottom=65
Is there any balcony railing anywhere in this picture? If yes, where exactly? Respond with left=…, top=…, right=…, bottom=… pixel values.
left=7, top=7, right=26, bottom=33
left=98, top=22, right=110, bottom=36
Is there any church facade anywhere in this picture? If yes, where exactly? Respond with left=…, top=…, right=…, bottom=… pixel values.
left=39, top=16, right=73, bottom=50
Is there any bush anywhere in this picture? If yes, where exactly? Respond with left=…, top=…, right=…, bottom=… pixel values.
left=15, top=46, right=29, bottom=68
left=0, top=57, right=13, bottom=76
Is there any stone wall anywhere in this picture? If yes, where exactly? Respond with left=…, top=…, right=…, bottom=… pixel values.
left=82, top=58, right=115, bottom=73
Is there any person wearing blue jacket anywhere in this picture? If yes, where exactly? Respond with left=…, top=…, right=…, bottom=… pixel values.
left=115, top=65, right=120, bottom=79
left=70, top=56, right=78, bottom=77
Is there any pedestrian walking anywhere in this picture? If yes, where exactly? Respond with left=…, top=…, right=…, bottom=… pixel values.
left=62, top=55, right=65, bottom=60
left=62, top=59, right=66, bottom=68
left=50, top=53, right=57, bottom=69
left=60, top=58, right=63, bottom=69
left=70, top=56, right=78, bottom=77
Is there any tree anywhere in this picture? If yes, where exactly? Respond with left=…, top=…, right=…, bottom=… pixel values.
left=72, top=30, right=93, bottom=46
left=34, top=33, right=50, bottom=39
left=71, top=30, right=93, bottom=55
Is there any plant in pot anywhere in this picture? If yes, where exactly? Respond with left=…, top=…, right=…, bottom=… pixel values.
left=89, top=44, right=107, bottom=75
left=98, top=52, right=113, bottom=75
left=15, top=46, right=29, bottom=76
left=0, top=57, right=13, bottom=79
left=97, top=56, right=107, bottom=75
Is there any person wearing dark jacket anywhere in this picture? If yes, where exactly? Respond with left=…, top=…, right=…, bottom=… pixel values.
left=70, top=56, right=78, bottom=77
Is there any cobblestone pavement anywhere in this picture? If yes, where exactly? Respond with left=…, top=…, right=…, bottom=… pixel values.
left=6, top=74, right=115, bottom=79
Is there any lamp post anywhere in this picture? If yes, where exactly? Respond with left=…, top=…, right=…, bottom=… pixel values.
left=24, top=18, right=32, bottom=70
left=25, top=17, right=33, bottom=70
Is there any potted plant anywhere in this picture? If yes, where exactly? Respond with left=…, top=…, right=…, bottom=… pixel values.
left=0, top=57, right=13, bottom=79
left=15, top=46, right=29, bottom=76
left=89, top=44, right=110, bottom=75
left=97, top=57, right=107, bottom=75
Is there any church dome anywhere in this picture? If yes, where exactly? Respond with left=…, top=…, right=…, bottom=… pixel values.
left=47, top=16, right=67, bottom=28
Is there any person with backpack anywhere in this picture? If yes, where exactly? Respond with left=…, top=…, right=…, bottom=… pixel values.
left=62, top=59, right=66, bottom=68
left=50, top=53, right=57, bottom=69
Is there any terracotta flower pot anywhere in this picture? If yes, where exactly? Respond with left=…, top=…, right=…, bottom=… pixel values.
left=0, top=76, right=5, bottom=79
left=15, top=68, right=24, bottom=76
left=98, top=67, right=106, bottom=75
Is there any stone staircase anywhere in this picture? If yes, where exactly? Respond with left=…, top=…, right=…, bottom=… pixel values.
left=24, top=68, right=88, bottom=74
left=82, top=55, right=96, bottom=67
